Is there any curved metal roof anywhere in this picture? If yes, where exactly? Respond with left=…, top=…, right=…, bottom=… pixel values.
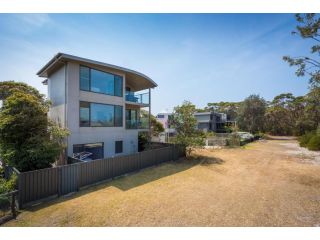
left=37, top=53, right=157, bottom=90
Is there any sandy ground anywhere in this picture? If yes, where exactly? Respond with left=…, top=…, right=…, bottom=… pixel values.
left=3, top=139, right=320, bottom=226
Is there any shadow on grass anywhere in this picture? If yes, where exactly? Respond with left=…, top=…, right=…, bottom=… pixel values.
left=24, top=156, right=224, bottom=213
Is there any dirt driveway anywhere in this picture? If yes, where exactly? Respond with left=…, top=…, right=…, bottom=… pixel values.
left=4, top=139, right=320, bottom=226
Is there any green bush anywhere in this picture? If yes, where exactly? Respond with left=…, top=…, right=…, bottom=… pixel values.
left=254, top=132, right=265, bottom=140
left=0, top=173, right=17, bottom=194
left=227, top=133, right=241, bottom=147
left=307, top=135, right=320, bottom=151
left=298, top=131, right=315, bottom=147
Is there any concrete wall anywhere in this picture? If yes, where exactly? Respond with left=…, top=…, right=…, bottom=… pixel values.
left=48, top=65, right=66, bottom=127
left=65, top=62, right=139, bottom=158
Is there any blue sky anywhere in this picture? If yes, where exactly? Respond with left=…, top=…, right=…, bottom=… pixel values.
left=0, top=14, right=312, bottom=114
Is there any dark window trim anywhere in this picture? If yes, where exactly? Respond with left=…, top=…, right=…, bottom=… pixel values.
left=79, top=101, right=123, bottom=128
left=79, top=65, right=123, bottom=97
left=73, top=142, right=104, bottom=159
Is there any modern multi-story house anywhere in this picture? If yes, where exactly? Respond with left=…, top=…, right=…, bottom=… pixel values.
left=194, top=111, right=236, bottom=132
left=37, top=53, right=157, bottom=163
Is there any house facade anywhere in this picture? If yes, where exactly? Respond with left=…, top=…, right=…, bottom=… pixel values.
left=194, top=111, right=235, bottom=132
left=38, top=53, right=157, bottom=163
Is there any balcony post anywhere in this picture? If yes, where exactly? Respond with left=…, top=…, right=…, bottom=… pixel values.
left=149, top=88, right=151, bottom=139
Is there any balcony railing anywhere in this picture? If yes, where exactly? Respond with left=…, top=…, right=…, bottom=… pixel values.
left=126, top=118, right=149, bottom=129
left=125, top=91, right=149, bottom=105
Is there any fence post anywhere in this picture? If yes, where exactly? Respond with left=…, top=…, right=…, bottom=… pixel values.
left=77, top=163, right=81, bottom=191
left=11, top=192, right=17, bottom=218
left=138, top=152, right=141, bottom=170
left=57, top=167, right=62, bottom=197
left=17, top=173, right=23, bottom=209
left=172, top=144, right=175, bottom=161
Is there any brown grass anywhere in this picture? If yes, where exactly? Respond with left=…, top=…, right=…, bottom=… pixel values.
left=3, top=139, right=320, bottom=226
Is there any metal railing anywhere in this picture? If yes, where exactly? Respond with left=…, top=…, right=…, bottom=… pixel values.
left=126, top=118, right=149, bottom=129
left=125, top=91, right=149, bottom=105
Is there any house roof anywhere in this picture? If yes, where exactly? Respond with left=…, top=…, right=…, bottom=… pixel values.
left=194, top=112, right=212, bottom=116
left=37, top=53, right=157, bottom=90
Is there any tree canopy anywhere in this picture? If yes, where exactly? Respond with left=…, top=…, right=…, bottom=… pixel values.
left=0, top=81, right=68, bottom=171
left=170, top=101, right=205, bottom=156
left=236, top=95, right=267, bottom=134
left=283, top=13, right=320, bottom=88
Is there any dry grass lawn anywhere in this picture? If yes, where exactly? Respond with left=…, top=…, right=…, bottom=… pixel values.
left=3, top=138, right=320, bottom=226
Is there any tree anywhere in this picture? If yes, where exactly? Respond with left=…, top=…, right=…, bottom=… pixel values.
left=0, top=81, right=48, bottom=105
left=283, top=14, right=320, bottom=88
left=206, top=102, right=240, bottom=121
left=0, top=83, right=68, bottom=171
left=150, top=115, right=164, bottom=136
left=264, top=93, right=304, bottom=135
left=304, top=87, right=320, bottom=129
left=237, top=95, right=267, bottom=133
left=170, top=101, right=205, bottom=156
left=139, top=109, right=164, bottom=136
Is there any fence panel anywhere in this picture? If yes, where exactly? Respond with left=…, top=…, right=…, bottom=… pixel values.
left=18, top=167, right=58, bottom=208
left=59, top=164, right=80, bottom=195
left=140, top=150, right=156, bottom=169
left=15, top=144, right=185, bottom=208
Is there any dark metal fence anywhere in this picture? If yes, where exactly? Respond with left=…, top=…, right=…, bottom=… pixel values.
left=15, top=144, right=185, bottom=208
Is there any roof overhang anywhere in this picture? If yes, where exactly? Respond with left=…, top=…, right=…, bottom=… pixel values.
left=37, top=53, right=157, bottom=91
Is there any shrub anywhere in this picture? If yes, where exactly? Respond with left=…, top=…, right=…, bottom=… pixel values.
left=298, top=131, right=315, bottom=147
left=227, top=133, right=241, bottom=147
left=0, top=173, right=17, bottom=194
left=254, top=132, right=265, bottom=140
left=307, top=135, right=320, bottom=151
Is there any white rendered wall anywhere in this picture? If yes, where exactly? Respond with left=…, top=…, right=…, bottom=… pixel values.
left=65, top=62, right=139, bottom=158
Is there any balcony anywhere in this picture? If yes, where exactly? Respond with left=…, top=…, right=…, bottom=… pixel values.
left=126, top=118, right=149, bottom=129
left=125, top=91, right=149, bottom=105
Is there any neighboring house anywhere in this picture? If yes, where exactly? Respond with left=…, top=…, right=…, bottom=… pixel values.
left=194, top=111, right=236, bottom=133
left=155, top=112, right=176, bottom=142
left=38, top=53, right=157, bottom=163
left=156, top=113, right=176, bottom=135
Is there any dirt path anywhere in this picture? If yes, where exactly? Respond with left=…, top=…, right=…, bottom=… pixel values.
left=4, top=139, right=320, bottom=226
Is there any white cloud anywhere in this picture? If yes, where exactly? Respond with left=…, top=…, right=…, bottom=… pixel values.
left=14, top=13, right=51, bottom=28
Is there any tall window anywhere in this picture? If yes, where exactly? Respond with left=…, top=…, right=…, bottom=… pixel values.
left=114, top=105, right=123, bottom=127
left=80, top=101, right=123, bottom=127
left=80, top=102, right=90, bottom=126
left=80, top=66, right=123, bottom=97
left=115, top=141, right=123, bottom=154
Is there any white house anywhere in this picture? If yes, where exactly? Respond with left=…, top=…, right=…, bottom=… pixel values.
left=37, top=53, right=157, bottom=163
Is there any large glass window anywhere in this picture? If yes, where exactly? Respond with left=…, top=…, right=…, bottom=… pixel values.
left=80, top=66, right=90, bottom=91
left=80, top=101, right=123, bottom=127
left=114, top=75, right=123, bottom=97
left=79, top=66, right=123, bottom=97
left=114, top=105, right=123, bottom=127
left=91, top=103, right=114, bottom=127
left=80, top=102, right=90, bottom=127
left=91, top=69, right=114, bottom=95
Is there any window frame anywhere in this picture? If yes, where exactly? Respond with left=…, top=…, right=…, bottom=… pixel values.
left=79, top=65, right=123, bottom=97
left=115, top=140, right=123, bottom=154
left=73, top=142, right=104, bottom=160
left=79, top=101, right=123, bottom=128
